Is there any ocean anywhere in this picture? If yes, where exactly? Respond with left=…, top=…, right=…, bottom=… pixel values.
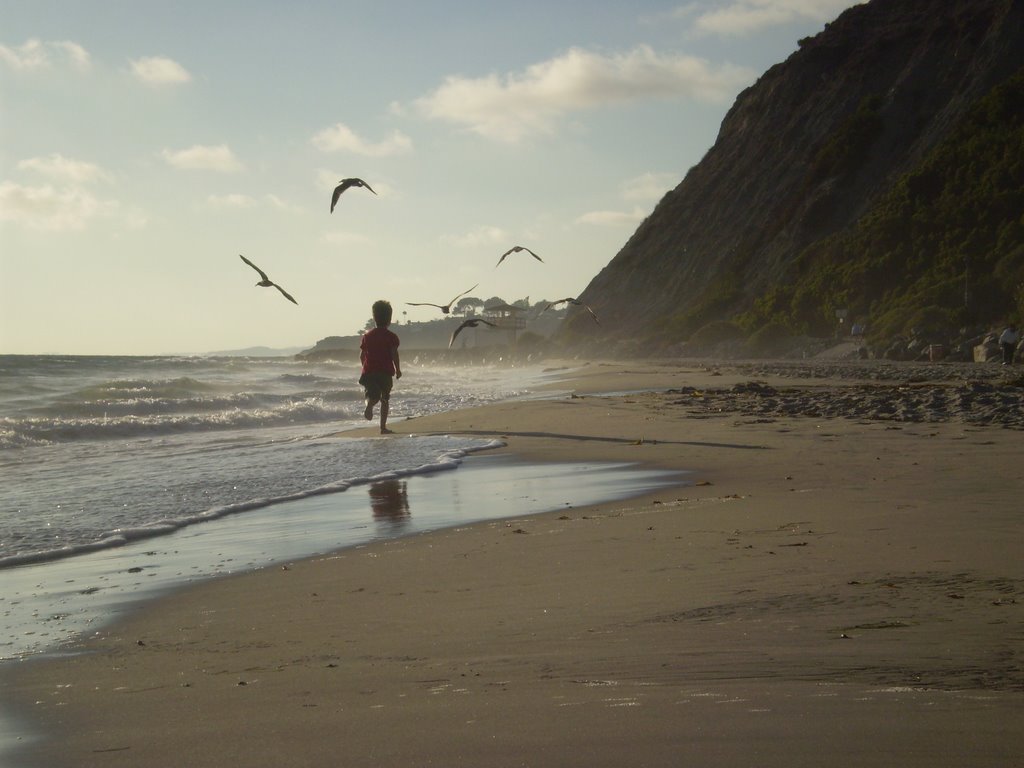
left=0, top=354, right=683, bottom=663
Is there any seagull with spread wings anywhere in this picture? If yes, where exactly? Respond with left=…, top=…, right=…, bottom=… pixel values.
left=239, top=254, right=298, bottom=305
left=406, top=284, right=479, bottom=315
left=495, top=245, right=543, bottom=267
left=449, top=317, right=497, bottom=348
left=540, top=297, right=600, bottom=324
left=330, top=177, right=377, bottom=213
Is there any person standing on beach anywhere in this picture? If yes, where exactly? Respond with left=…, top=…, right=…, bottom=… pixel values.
left=359, top=300, right=402, bottom=434
left=999, top=323, right=1018, bottom=365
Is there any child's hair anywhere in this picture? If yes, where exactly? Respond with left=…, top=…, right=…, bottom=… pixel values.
left=371, top=300, right=393, bottom=327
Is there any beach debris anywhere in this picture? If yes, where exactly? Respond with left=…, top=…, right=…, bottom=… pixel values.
left=733, top=381, right=777, bottom=396
left=406, top=283, right=479, bottom=314
left=449, top=317, right=497, bottom=348
left=495, top=245, right=543, bottom=266
left=330, top=177, right=376, bottom=212
left=239, top=255, right=298, bottom=305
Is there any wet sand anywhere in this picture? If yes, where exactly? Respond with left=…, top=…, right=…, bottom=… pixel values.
left=5, top=359, right=1023, bottom=767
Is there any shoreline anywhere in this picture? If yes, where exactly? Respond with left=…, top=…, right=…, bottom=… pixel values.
left=5, top=359, right=1023, bottom=767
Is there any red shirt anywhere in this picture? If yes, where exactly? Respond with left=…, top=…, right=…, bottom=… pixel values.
left=360, top=327, right=400, bottom=375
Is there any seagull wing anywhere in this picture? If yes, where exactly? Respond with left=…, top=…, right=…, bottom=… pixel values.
left=273, top=283, right=298, bottom=305
left=495, top=248, right=513, bottom=267
left=524, top=247, right=543, bottom=262
left=449, top=320, right=472, bottom=348
left=583, top=304, right=600, bottom=324
left=330, top=180, right=356, bottom=213
left=449, top=283, right=479, bottom=305
left=239, top=254, right=269, bottom=282
left=358, top=179, right=377, bottom=195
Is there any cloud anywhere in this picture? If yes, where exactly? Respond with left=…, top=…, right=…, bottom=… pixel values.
left=622, top=171, right=678, bottom=201
left=321, top=230, right=372, bottom=246
left=440, top=225, right=509, bottom=249
left=573, top=172, right=673, bottom=228
left=162, top=144, right=243, bottom=172
left=311, top=123, right=413, bottom=156
left=130, top=55, right=191, bottom=85
left=205, top=193, right=302, bottom=212
left=686, top=0, right=864, bottom=37
left=17, top=154, right=112, bottom=184
left=207, top=193, right=257, bottom=208
left=0, top=181, right=130, bottom=232
left=0, top=38, right=90, bottom=71
left=575, top=207, right=648, bottom=227
left=265, top=194, right=302, bottom=212
left=415, top=45, right=754, bottom=143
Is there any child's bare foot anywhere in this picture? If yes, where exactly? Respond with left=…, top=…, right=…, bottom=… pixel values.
left=380, top=427, right=393, bottom=434
left=364, top=404, right=373, bottom=420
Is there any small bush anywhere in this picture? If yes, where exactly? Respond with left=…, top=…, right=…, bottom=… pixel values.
left=689, top=320, right=746, bottom=348
left=746, top=322, right=794, bottom=356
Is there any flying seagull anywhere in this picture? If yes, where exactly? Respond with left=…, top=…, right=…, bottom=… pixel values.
left=540, top=297, right=600, bottom=324
left=239, top=254, right=298, bottom=305
left=449, top=317, right=497, bottom=348
left=406, top=284, right=479, bottom=314
left=495, top=245, right=543, bottom=267
left=330, top=177, right=377, bottom=213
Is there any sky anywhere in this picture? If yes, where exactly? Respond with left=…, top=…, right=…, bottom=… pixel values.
left=1, top=0, right=863, bottom=355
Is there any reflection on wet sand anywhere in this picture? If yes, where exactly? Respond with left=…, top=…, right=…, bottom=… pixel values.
left=369, top=480, right=411, bottom=528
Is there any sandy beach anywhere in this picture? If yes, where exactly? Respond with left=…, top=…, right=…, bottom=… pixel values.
left=5, top=359, right=1023, bottom=767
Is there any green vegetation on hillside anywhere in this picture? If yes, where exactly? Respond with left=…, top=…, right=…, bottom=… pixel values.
left=741, top=67, right=1024, bottom=342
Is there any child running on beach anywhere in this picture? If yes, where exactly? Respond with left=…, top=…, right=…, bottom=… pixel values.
left=359, top=299, right=402, bottom=434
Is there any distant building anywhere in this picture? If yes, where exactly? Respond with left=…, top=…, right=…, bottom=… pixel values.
left=483, top=302, right=527, bottom=342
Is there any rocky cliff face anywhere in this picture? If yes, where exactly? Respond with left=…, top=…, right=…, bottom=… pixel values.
left=567, top=0, right=1023, bottom=350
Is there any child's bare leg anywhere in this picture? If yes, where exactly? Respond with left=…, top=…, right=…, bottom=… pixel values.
left=364, top=396, right=379, bottom=421
left=379, top=397, right=392, bottom=434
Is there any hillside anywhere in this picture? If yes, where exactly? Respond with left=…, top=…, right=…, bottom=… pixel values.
left=564, top=0, right=1024, bottom=356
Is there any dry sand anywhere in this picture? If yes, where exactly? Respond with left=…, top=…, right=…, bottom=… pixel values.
left=6, top=359, right=1023, bottom=767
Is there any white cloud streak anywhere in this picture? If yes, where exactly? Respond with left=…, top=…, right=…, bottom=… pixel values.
left=207, top=193, right=257, bottom=209
left=0, top=38, right=90, bottom=71
left=440, top=225, right=509, bottom=249
left=622, top=171, right=678, bottom=201
left=0, top=181, right=134, bottom=232
left=162, top=145, right=244, bottom=172
left=575, top=207, right=648, bottom=227
left=686, top=0, right=865, bottom=37
left=415, top=45, right=754, bottom=143
left=17, top=154, right=112, bottom=184
left=311, top=123, right=413, bottom=156
left=130, top=55, right=191, bottom=85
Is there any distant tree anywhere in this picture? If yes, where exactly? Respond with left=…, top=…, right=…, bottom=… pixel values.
left=454, top=296, right=484, bottom=316
left=513, top=296, right=531, bottom=310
